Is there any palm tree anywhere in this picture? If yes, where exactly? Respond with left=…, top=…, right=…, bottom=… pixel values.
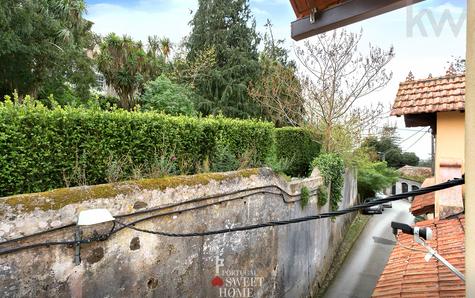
left=160, top=38, right=172, bottom=62
left=147, top=35, right=161, bottom=58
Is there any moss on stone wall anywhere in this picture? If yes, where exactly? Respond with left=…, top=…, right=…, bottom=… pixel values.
left=3, top=169, right=260, bottom=212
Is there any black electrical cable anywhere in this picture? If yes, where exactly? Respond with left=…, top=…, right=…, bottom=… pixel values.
left=0, top=235, right=109, bottom=256
left=0, top=177, right=464, bottom=255
left=0, top=225, right=116, bottom=256
left=110, top=189, right=318, bottom=235
left=0, top=188, right=316, bottom=254
left=115, top=177, right=464, bottom=237
left=0, top=184, right=309, bottom=246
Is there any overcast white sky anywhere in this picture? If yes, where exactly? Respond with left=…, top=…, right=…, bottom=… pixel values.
left=85, top=0, right=466, bottom=160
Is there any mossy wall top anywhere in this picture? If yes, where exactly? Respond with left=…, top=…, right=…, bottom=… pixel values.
left=0, top=100, right=273, bottom=196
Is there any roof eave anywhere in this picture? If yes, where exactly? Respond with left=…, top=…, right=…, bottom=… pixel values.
left=290, top=0, right=425, bottom=40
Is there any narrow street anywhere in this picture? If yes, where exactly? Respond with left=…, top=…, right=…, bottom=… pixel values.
left=324, top=200, right=414, bottom=298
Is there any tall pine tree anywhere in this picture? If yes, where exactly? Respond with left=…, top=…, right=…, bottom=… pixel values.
left=187, top=0, right=261, bottom=118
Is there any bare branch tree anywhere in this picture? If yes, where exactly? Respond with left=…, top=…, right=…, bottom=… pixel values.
left=296, top=29, right=394, bottom=152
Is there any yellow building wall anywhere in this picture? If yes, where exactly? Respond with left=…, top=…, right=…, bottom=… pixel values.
left=435, top=111, right=465, bottom=217
left=435, top=111, right=465, bottom=175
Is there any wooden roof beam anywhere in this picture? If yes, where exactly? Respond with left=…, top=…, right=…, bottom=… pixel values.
left=291, top=0, right=424, bottom=40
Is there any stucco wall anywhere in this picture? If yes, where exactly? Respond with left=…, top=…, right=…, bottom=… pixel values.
left=436, top=111, right=465, bottom=176
left=0, top=168, right=357, bottom=298
left=435, top=111, right=465, bottom=217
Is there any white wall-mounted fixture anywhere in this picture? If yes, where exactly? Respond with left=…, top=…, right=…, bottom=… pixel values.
left=74, top=209, right=115, bottom=265
left=77, top=209, right=115, bottom=226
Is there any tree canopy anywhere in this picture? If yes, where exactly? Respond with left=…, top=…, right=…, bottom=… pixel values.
left=362, top=127, right=421, bottom=168
left=140, top=75, right=197, bottom=116
left=0, top=0, right=96, bottom=100
left=96, top=33, right=166, bottom=110
left=186, top=0, right=261, bottom=118
left=249, top=20, right=304, bottom=126
left=296, top=29, right=394, bottom=152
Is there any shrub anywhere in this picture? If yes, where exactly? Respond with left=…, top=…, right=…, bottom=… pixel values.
left=210, top=144, right=240, bottom=173
left=357, top=160, right=399, bottom=200
left=312, top=153, right=345, bottom=211
left=274, top=127, right=321, bottom=177
left=140, top=75, right=197, bottom=116
left=264, top=146, right=292, bottom=175
left=317, top=185, right=328, bottom=207
left=300, top=186, right=310, bottom=209
left=0, top=100, right=273, bottom=196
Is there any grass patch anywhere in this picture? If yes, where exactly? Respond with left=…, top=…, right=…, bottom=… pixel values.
left=315, top=213, right=371, bottom=297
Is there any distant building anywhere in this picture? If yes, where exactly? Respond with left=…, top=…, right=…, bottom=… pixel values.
left=385, top=165, right=432, bottom=201
left=373, top=71, right=466, bottom=296
left=391, top=70, right=465, bottom=219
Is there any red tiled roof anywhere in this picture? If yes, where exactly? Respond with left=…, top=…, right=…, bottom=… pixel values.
left=398, top=166, right=432, bottom=178
left=373, top=215, right=465, bottom=297
left=411, top=177, right=436, bottom=216
left=391, top=74, right=465, bottom=116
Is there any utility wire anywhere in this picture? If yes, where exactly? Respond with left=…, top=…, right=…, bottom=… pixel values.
left=402, top=129, right=429, bottom=152
left=114, top=177, right=463, bottom=237
left=0, top=177, right=464, bottom=255
left=396, top=128, right=426, bottom=146
left=0, top=184, right=313, bottom=246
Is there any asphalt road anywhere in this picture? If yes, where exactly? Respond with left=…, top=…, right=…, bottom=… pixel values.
left=324, top=200, right=414, bottom=298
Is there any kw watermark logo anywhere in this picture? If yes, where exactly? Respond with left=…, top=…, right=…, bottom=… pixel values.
left=406, top=5, right=466, bottom=37
left=211, top=255, right=264, bottom=297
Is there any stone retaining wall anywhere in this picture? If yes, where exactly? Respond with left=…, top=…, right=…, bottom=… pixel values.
left=0, top=168, right=357, bottom=298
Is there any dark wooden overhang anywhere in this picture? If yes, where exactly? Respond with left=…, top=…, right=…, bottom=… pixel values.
left=289, top=0, right=425, bottom=40
left=401, top=113, right=436, bottom=134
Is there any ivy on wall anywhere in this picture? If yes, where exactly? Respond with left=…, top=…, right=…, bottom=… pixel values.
left=312, top=153, right=345, bottom=211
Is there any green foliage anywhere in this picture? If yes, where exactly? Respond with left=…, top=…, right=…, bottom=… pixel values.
left=140, top=75, right=197, bottom=116
left=0, top=100, right=273, bottom=197
left=356, top=158, right=399, bottom=200
left=264, top=147, right=292, bottom=175
left=362, top=127, right=420, bottom=168
left=96, top=33, right=166, bottom=110
left=249, top=55, right=304, bottom=126
left=186, top=0, right=261, bottom=118
left=210, top=144, right=240, bottom=173
left=0, top=0, right=96, bottom=100
left=400, top=152, right=420, bottom=167
left=275, top=127, right=321, bottom=177
left=317, top=185, right=328, bottom=207
left=262, top=20, right=294, bottom=68
left=300, top=186, right=310, bottom=209
left=312, top=153, right=345, bottom=211
left=103, top=152, right=179, bottom=183
left=249, top=20, right=303, bottom=127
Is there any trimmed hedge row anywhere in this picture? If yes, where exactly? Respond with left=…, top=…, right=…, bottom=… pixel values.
left=274, top=127, right=321, bottom=177
left=0, top=101, right=274, bottom=196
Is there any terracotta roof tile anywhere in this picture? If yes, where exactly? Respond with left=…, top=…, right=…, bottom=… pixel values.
left=391, top=74, right=465, bottom=116
left=411, top=177, right=436, bottom=216
left=373, top=215, right=465, bottom=297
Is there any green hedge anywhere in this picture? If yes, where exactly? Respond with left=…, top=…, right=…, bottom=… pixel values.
left=0, top=100, right=273, bottom=196
left=274, top=127, right=321, bottom=177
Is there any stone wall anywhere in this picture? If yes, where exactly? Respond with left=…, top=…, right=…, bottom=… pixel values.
left=0, top=168, right=357, bottom=298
